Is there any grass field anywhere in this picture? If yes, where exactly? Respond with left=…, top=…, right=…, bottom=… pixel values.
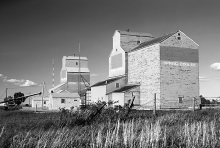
left=0, top=107, right=220, bottom=148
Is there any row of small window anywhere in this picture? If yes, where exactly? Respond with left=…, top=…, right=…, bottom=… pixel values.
left=61, top=99, right=78, bottom=103
left=177, top=33, right=181, bottom=40
left=95, top=97, right=104, bottom=101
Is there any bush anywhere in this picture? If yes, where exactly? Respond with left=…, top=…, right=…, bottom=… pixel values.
left=2, top=106, right=220, bottom=147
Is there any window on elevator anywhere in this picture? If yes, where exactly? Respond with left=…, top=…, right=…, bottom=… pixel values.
left=61, top=99, right=65, bottom=103
left=178, top=95, right=184, bottom=103
left=116, top=83, right=120, bottom=88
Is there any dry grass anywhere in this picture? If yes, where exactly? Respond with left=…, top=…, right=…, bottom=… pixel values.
left=1, top=108, right=220, bottom=147
left=3, top=118, right=220, bottom=148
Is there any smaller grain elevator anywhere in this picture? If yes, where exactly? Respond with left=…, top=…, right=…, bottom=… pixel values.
left=60, top=56, right=90, bottom=93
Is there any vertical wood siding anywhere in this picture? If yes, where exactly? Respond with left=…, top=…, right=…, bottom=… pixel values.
left=106, top=77, right=126, bottom=94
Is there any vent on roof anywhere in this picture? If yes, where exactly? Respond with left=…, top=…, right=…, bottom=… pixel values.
left=177, top=37, right=181, bottom=40
left=137, top=41, right=141, bottom=44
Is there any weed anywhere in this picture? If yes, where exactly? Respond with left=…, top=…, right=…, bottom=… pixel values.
left=1, top=107, right=220, bottom=147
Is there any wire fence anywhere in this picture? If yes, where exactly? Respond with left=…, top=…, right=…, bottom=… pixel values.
left=0, top=90, right=6, bottom=99
left=133, top=94, right=200, bottom=112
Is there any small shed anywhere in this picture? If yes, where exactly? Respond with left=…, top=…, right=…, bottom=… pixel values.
left=32, top=96, right=50, bottom=109
left=49, top=92, right=80, bottom=110
left=91, top=76, right=125, bottom=103
left=107, top=85, right=140, bottom=107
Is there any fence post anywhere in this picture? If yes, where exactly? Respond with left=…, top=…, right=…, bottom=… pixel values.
left=193, top=97, right=195, bottom=112
left=153, top=93, right=156, bottom=115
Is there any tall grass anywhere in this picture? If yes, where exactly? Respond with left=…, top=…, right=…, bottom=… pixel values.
left=1, top=108, right=220, bottom=147
left=4, top=118, right=220, bottom=148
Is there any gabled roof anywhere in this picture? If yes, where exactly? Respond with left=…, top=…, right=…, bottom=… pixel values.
left=51, top=93, right=79, bottom=98
left=49, top=83, right=66, bottom=93
left=91, top=76, right=125, bottom=87
left=117, top=30, right=153, bottom=37
left=130, top=31, right=178, bottom=52
left=32, top=96, right=49, bottom=101
left=57, top=90, right=70, bottom=93
left=64, top=56, right=88, bottom=60
left=106, top=84, right=140, bottom=94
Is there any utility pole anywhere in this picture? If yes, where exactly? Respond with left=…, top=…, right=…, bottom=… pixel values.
left=29, top=92, right=31, bottom=107
left=52, top=59, right=55, bottom=88
left=42, top=82, right=45, bottom=109
left=78, top=43, right=81, bottom=101
left=6, top=88, right=8, bottom=99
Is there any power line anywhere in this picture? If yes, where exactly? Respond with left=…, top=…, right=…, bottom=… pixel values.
left=134, top=98, right=155, bottom=110
left=44, top=83, right=49, bottom=95
left=0, top=90, right=6, bottom=99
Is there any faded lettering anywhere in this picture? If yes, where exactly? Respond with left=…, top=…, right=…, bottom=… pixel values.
left=163, top=61, right=196, bottom=67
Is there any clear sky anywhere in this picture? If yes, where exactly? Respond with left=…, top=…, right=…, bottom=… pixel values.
left=0, top=0, right=220, bottom=101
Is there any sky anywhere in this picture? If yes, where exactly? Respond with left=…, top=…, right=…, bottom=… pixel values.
left=0, top=0, right=220, bottom=102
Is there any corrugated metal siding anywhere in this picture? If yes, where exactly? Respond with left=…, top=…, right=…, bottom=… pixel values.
left=67, top=73, right=90, bottom=83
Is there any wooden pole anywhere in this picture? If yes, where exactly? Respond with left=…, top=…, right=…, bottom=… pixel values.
left=153, top=93, right=156, bottom=116
left=52, top=59, right=55, bottom=88
left=79, top=43, right=81, bottom=98
left=42, top=82, right=44, bottom=109
left=29, top=93, right=30, bottom=107
left=6, top=88, right=7, bottom=99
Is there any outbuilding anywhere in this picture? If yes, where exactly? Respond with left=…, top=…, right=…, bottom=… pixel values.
left=32, top=96, right=50, bottom=109
left=90, top=76, right=125, bottom=103
left=49, top=92, right=80, bottom=110
left=107, top=84, right=140, bottom=107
